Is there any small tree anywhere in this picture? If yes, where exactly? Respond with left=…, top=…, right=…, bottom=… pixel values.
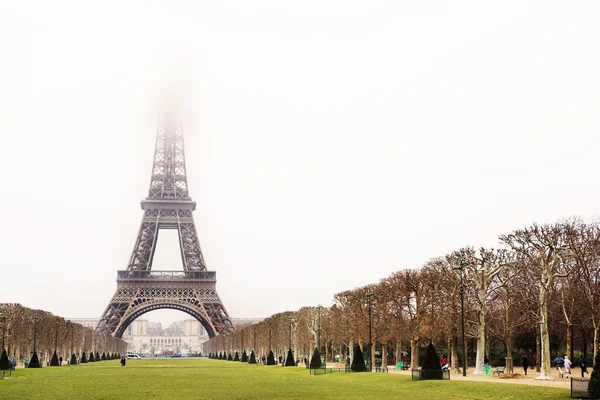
left=89, top=352, right=95, bottom=362
left=351, top=344, right=367, bottom=372
left=70, top=353, right=77, bottom=365
left=589, top=354, right=600, bottom=399
left=28, top=352, right=41, bottom=368
left=50, top=351, right=59, bottom=366
left=241, top=350, right=248, bottom=362
left=421, top=342, right=443, bottom=380
left=0, top=349, right=9, bottom=370
left=310, top=347, right=322, bottom=368
left=80, top=352, right=88, bottom=364
left=285, top=349, right=295, bottom=366
left=234, top=351, right=240, bottom=361
left=267, top=350, right=276, bottom=365
left=249, top=350, right=256, bottom=364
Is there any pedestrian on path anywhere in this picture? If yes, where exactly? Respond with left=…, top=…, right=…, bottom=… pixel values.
left=522, top=356, right=529, bottom=376
left=564, top=355, right=572, bottom=377
left=554, top=354, right=565, bottom=378
left=577, top=356, right=588, bottom=377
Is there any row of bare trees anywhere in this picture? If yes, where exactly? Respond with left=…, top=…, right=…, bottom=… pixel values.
left=0, top=303, right=127, bottom=365
left=204, top=218, right=600, bottom=380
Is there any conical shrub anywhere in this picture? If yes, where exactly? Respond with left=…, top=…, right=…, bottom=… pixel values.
left=70, top=353, right=77, bottom=365
left=0, top=349, right=9, bottom=370
left=89, top=352, right=95, bottom=362
left=95, top=351, right=100, bottom=361
left=310, top=347, right=322, bottom=368
left=50, top=351, right=60, bottom=366
left=102, top=352, right=106, bottom=361
left=248, top=350, right=256, bottom=364
left=218, top=352, right=222, bottom=360
left=589, top=353, right=600, bottom=399
left=241, top=350, right=248, bottom=362
left=267, top=350, right=276, bottom=365
left=80, top=352, right=87, bottom=363
left=285, top=348, right=295, bottom=366
left=351, top=344, right=367, bottom=372
left=421, top=342, right=442, bottom=380
left=234, top=351, right=240, bottom=361
left=227, top=353, right=233, bottom=361
left=28, top=351, right=41, bottom=368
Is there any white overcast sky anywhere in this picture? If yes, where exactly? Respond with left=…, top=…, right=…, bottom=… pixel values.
left=1, top=1, right=600, bottom=327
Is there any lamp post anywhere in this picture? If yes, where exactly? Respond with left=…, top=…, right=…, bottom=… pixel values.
left=288, top=316, right=293, bottom=350
left=316, top=304, right=322, bottom=354
left=366, top=290, right=374, bottom=371
left=32, top=316, right=40, bottom=356
left=54, top=320, right=59, bottom=355
left=453, top=259, right=469, bottom=377
left=0, top=313, right=6, bottom=353
left=253, top=325, right=256, bottom=353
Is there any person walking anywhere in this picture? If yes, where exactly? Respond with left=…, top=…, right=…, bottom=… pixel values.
left=554, top=354, right=565, bottom=378
left=522, top=356, right=529, bottom=376
left=564, top=355, right=572, bottom=377
left=577, top=355, right=588, bottom=377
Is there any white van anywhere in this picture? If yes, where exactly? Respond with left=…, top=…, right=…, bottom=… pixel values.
left=127, top=353, right=141, bottom=359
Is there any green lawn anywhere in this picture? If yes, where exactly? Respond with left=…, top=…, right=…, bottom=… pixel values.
left=0, top=358, right=570, bottom=400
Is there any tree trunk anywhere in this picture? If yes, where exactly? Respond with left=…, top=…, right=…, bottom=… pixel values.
left=382, top=346, right=387, bottom=368
left=566, top=324, right=572, bottom=362
left=410, top=338, right=419, bottom=369
left=536, top=333, right=541, bottom=372
left=536, top=284, right=553, bottom=379
left=451, top=336, right=460, bottom=374
left=505, top=331, right=513, bottom=374
left=473, top=309, right=486, bottom=375
left=349, top=340, right=354, bottom=361
left=594, top=326, right=599, bottom=363
left=395, top=341, right=401, bottom=364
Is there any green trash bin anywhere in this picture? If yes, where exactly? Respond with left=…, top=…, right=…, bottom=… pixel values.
left=484, top=365, right=491, bottom=376
left=396, top=362, right=403, bottom=370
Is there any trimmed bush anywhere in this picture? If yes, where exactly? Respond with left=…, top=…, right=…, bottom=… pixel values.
left=80, top=352, right=87, bottom=363
left=70, top=353, right=77, bottom=365
left=28, top=351, right=41, bottom=368
left=0, top=349, right=9, bottom=370
left=589, top=353, right=600, bottom=399
left=351, top=344, right=367, bottom=372
left=218, top=352, right=222, bottom=360
left=267, top=350, right=276, bottom=365
left=50, top=351, right=59, bottom=366
left=234, top=351, right=240, bottom=361
left=102, top=352, right=106, bottom=361
left=285, top=348, right=295, bottom=366
left=89, top=352, right=95, bottom=362
left=310, top=347, right=322, bottom=369
left=248, top=350, right=256, bottom=364
left=95, top=352, right=100, bottom=362
left=227, top=353, right=233, bottom=361
left=241, top=350, right=248, bottom=362
left=420, top=342, right=443, bottom=380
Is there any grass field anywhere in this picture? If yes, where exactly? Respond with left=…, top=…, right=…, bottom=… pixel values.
left=0, top=358, right=570, bottom=400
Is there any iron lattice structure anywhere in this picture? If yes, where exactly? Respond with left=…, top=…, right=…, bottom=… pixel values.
left=95, top=112, right=234, bottom=338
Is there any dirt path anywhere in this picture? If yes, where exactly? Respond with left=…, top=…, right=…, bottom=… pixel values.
left=388, top=366, right=586, bottom=389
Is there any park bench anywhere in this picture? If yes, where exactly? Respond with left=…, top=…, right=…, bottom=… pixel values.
left=375, top=366, right=388, bottom=373
left=493, top=366, right=505, bottom=376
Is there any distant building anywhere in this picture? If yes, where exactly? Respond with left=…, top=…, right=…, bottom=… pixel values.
left=68, top=318, right=99, bottom=330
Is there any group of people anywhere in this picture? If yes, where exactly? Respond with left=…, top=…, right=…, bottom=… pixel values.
left=553, top=354, right=590, bottom=378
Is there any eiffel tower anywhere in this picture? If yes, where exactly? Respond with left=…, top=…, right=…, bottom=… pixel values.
left=95, top=109, right=234, bottom=338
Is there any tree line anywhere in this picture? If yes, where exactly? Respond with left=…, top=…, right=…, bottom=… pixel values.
left=203, top=217, right=600, bottom=379
left=0, top=303, right=127, bottom=366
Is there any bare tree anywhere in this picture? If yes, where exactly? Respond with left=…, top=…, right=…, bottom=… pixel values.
left=500, top=223, right=569, bottom=380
